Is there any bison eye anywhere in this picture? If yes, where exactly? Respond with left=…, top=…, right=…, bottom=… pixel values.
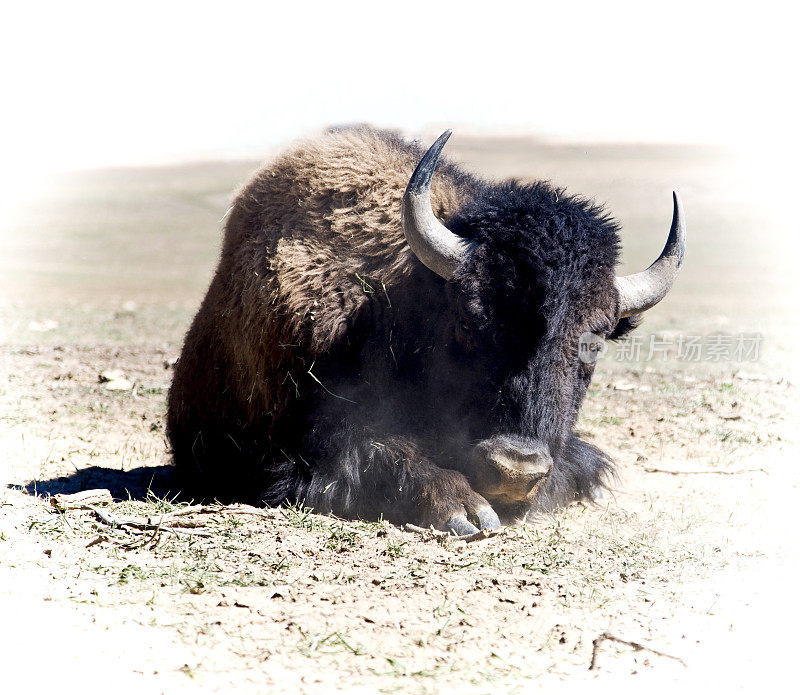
left=460, top=321, right=471, bottom=333
left=590, top=323, right=613, bottom=338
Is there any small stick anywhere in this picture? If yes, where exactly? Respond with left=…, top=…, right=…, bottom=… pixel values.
left=644, top=467, right=767, bottom=476
left=403, top=524, right=499, bottom=542
left=116, top=518, right=164, bottom=550
left=86, top=505, right=211, bottom=537
left=403, top=524, right=455, bottom=539
left=161, top=519, right=207, bottom=528
left=589, top=632, right=686, bottom=670
left=86, top=504, right=150, bottom=529
left=404, top=523, right=446, bottom=536
left=51, top=489, right=114, bottom=511
left=461, top=529, right=500, bottom=543
left=150, top=504, right=276, bottom=523
left=146, top=504, right=208, bottom=524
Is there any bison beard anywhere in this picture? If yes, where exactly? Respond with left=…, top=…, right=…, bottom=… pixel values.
left=166, top=127, right=684, bottom=533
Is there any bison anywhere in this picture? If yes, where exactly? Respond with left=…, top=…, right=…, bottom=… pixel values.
left=166, top=127, right=685, bottom=534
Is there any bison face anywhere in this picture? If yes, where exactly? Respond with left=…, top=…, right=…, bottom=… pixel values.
left=402, top=131, right=685, bottom=517
left=440, top=236, right=621, bottom=513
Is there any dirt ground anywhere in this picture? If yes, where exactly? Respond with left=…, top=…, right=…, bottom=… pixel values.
left=1, top=136, right=798, bottom=693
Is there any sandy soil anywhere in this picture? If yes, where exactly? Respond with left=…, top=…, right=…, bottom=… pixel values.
left=2, top=343, right=796, bottom=693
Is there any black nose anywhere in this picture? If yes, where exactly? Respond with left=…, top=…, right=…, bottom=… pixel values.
left=470, top=435, right=553, bottom=502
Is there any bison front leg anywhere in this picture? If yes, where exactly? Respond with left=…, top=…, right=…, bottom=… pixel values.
left=295, top=436, right=500, bottom=534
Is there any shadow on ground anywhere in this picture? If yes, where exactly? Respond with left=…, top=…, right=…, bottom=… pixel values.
left=16, top=465, right=177, bottom=502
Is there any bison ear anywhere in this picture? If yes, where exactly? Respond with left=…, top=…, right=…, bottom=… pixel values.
left=609, top=314, right=642, bottom=341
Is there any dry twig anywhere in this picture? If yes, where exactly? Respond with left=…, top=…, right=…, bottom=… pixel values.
left=86, top=505, right=211, bottom=537
left=404, top=523, right=447, bottom=537
left=403, top=523, right=499, bottom=543
left=589, top=632, right=686, bottom=670
left=51, top=489, right=114, bottom=512
left=145, top=503, right=276, bottom=524
left=461, top=529, right=500, bottom=543
left=52, top=494, right=281, bottom=545
left=644, top=467, right=766, bottom=476
left=85, top=534, right=108, bottom=549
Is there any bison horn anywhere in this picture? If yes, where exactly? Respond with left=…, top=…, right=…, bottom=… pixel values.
left=402, top=130, right=475, bottom=279
left=615, top=192, right=686, bottom=318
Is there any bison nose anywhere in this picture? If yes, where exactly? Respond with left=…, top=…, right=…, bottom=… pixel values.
left=470, top=435, right=553, bottom=503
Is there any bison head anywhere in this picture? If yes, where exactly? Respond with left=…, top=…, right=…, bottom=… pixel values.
left=402, top=131, right=685, bottom=519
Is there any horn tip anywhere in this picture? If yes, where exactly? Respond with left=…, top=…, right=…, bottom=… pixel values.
left=671, top=190, right=685, bottom=230
left=669, top=190, right=686, bottom=268
left=672, top=191, right=686, bottom=220
left=407, top=130, right=453, bottom=195
left=432, top=129, right=453, bottom=153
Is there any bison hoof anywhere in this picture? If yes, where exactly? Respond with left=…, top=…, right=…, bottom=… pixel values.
left=444, top=505, right=500, bottom=536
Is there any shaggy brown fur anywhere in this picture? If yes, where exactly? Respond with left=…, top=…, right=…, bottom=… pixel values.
left=167, top=128, right=474, bottom=500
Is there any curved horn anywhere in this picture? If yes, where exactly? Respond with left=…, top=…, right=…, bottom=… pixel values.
left=401, top=130, right=474, bottom=279
left=615, top=192, right=686, bottom=318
